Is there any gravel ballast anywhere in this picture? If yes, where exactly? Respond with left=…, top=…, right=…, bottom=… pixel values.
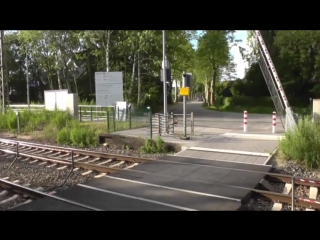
left=244, top=156, right=320, bottom=211
left=0, top=133, right=168, bottom=160
left=0, top=154, right=98, bottom=210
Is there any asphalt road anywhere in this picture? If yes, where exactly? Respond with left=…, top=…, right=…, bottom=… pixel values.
left=169, top=99, right=285, bottom=132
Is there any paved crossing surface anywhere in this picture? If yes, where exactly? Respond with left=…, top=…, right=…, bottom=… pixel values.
left=12, top=101, right=280, bottom=211
left=13, top=156, right=272, bottom=211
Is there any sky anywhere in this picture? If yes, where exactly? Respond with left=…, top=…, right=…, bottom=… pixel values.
left=191, top=30, right=250, bottom=79
left=230, top=31, right=249, bottom=79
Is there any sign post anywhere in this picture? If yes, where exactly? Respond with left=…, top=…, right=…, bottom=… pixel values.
left=180, top=72, right=190, bottom=140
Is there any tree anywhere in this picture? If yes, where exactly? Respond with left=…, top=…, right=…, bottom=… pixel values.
left=274, top=30, right=320, bottom=98
left=196, top=31, right=230, bottom=106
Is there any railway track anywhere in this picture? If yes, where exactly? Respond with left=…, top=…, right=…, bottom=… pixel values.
left=0, top=138, right=320, bottom=211
left=254, top=174, right=320, bottom=211
left=0, top=177, right=102, bottom=211
left=0, top=138, right=150, bottom=177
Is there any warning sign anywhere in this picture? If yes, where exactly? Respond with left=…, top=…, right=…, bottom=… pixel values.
left=179, top=87, right=189, bottom=96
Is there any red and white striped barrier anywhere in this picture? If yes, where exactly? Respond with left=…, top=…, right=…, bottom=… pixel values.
left=243, top=111, right=247, bottom=132
left=296, top=178, right=320, bottom=185
left=272, top=112, right=276, bottom=133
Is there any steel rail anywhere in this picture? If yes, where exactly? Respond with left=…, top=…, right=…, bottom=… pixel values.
left=0, top=138, right=150, bottom=163
left=0, top=178, right=102, bottom=211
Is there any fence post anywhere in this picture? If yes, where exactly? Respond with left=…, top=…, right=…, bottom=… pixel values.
left=191, top=112, right=194, bottom=136
left=15, top=111, right=20, bottom=134
left=79, top=107, right=82, bottom=122
left=243, top=111, right=248, bottom=132
left=148, top=107, right=152, bottom=139
left=171, top=112, right=174, bottom=134
left=90, top=107, right=93, bottom=121
left=107, top=110, right=110, bottom=131
left=272, top=112, right=276, bottom=133
left=113, top=107, right=116, bottom=132
left=158, top=114, right=161, bottom=136
left=129, top=108, right=132, bottom=129
left=117, top=107, right=119, bottom=121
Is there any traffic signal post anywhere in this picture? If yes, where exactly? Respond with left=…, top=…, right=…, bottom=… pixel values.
left=180, top=71, right=191, bottom=140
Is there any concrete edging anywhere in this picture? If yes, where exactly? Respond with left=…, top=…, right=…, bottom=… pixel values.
left=262, top=148, right=278, bottom=165
left=188, top=147, right=270, bottom=157
left=223, top=132, right=284, bottom=141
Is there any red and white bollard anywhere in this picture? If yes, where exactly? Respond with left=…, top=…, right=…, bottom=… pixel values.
left=243, top=111, right=248, bottom=132
left=272, top=112, right=276, bottom=133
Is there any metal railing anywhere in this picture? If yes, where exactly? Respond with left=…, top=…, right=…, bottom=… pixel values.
left=147, top=112, right=194, bottom=139
left=171, top=113, right=194, bottom=136
left=147, top=113, right=175, bottom=139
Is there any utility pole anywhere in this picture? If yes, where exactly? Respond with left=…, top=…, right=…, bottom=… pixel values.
left=137, top=53, right=141, bottom=105
left=0, top=30, right=6, bottom=114
left=26, top=51, right=30, bottom=110
left=162, top=30, right=167, bottom=132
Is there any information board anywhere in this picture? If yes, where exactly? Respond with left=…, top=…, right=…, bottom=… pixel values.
left=95, top=72, right=123, bottom=107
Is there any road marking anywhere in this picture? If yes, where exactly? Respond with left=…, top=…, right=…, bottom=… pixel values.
left=223, top=132, right=284, bottom=140
left=101, top=175, right=240, bottom=202
left=77, top=184, right=197, bottom=211
left=188, top=147, right=270, bottom=157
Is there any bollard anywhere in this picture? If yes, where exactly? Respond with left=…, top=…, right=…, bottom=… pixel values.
left=79, top=107, right=82, bottom=122
left=272, top=112, right=276, bottom=133
left=243, top=111, right=248, bottom=132
left=90, top=107, right=93, bottom=121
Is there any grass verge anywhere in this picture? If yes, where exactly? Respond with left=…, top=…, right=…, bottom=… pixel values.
left=0, top=109, right=147, bottom=147
left=278, top=117, right=320, bottom=169
left=140, top=137, right=168, bottom=154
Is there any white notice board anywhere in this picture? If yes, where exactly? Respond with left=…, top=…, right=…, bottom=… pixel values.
left=95, top=72, right=123, bottom=107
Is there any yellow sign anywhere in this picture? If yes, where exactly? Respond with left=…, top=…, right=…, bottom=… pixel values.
left=180, top=87, right=189, bottom=96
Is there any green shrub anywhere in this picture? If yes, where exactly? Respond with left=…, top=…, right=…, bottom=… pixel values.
left=57, top=127, right=71, bottom=145
left=70, top=127, right=97, bottom=147
left=278, top=117, right=320, bottom=169
left=140, top=137, right=167, bottom=154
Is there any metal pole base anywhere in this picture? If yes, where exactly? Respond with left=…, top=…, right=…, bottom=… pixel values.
left=179, top=136, right=190, bottom=140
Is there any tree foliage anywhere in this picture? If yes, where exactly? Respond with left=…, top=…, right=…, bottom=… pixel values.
left=3, top=30, right=195, bottom=109
left=4, top=30, right=319, bottom=110
left=193, top=31, right=235, bottom=106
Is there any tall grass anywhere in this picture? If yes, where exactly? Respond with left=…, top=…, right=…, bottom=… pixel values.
left=278, top=117, right=320, bottom=168
left=0, top=109, right=103, bottom=147
left=0, top=108, right=148, bottom=147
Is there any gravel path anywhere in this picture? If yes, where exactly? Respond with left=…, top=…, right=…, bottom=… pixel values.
left=244, top=156, right=320, bottom=211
